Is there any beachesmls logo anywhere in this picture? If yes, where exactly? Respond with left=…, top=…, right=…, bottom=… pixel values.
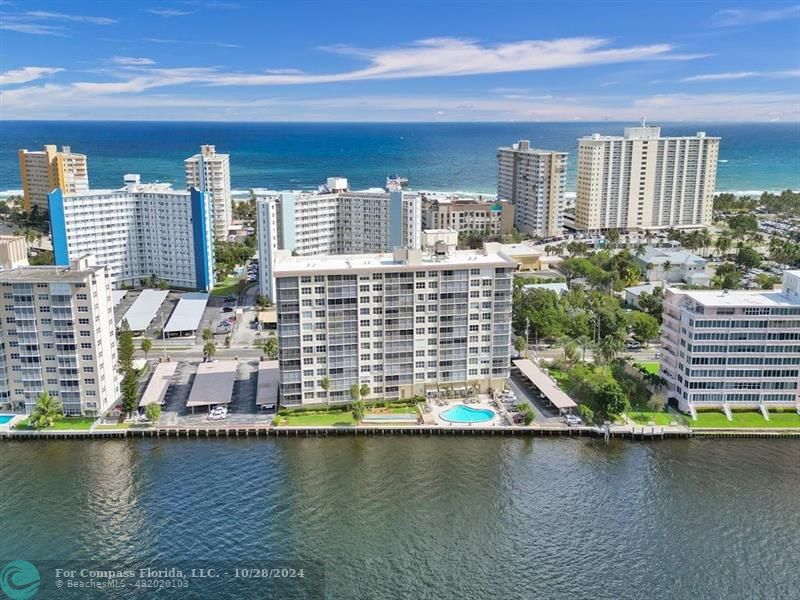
left=0, top=561, right=40, bottom=600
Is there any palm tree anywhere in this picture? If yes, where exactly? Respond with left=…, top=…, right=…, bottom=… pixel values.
left=202, top=328, right=213, bottom=342
left=555, top=335, right=579, bottom=363
left=576, top=334, right=593, bottom=362
left=31, top=391, right=62, bottom=429
left=596, top=336, right=624, bottom=365
left=715, top=235, right=731, bottom=258
left=350, top=383, right=361, bottom=403
left=203, top=341, right=216, bottom=361
left=321, top=376, right=331, bottom=406
left=263, top=334, right=278, bottom=360
left=360, top=383, right=371, bottom=401
left=605, top=228, right=620, bottom=250
left=662, top=260, right=673, bottom=282
left=140, top=338, right=152, bottom=360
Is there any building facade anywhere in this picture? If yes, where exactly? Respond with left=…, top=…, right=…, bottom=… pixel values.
left=421, top=193, right=514, bottom=237
left=256, top=180, right=422, bottom=301
left=0, top=236, right=29, bottom=271
left=18, top=145, right=89, bottom=213
left=660, top=271, right=800, bottom=414
left=497, top=140, right=568, bottom=238
left=49, top=175, right=215, bottom=291
left=575, top=125, right=720, bottom=231
left=273, top=233, right=515, bottom=407
left=185, top=145, right=232, bottom=240
left=0, top=256, right=119, bottom=416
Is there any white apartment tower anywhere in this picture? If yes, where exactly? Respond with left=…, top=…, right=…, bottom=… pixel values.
left=497, top=140, right=568, bottom=238
left=256, top=181, right=422, bottom=301
left=185, top=145, right=232, bottom=240
left=660, top=271, right=800, bottom=415
left=0, top=256, right=120, bottom=416
left=273, top=233, right=515, bottom=407
left=575, top=125, right=720, bottom=231
left=18, top=145, right=89, bottom=214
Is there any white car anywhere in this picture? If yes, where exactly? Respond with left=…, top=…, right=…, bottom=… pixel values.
left=564, top=414, right=583, bottom=426
left=208, top=406, right=228, bottom=420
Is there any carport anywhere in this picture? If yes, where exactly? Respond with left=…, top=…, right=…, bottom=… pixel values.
left=512, top=358, right=577, bottom=415
left=164, top=292, right=209, bottom=337
left=139, top=361, right=178, bottom=409
left=256, top=360, right=279, bottom=410
left=186, top=360, right=238, bottom=414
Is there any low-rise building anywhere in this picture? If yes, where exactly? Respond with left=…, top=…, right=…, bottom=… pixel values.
left=273, top=232, right=516, bottom=407
left=256, top=179, right=422, bottom=301
left=636, top=246, right=709, bottom=285
left=49, top=175, right=215, bottom=291
left=0, top=256, right=119, bottom=416
left=624, top=283, right=658, bottom=309
left=0, top=236, right=28, bottom=270
left=661, top=271, right=800, bottom=414
left=421, top=193, right=514, bottom=237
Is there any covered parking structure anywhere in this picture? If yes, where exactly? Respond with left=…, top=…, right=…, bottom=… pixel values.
left=512, top=358, right=577, bottom=415
left=138, top=361, right=178, bottom=410
left=112, top=290, right=127, bottom=307
left=186, top=360, right=238, bottom=414
left=164, top=292, right=209, bottom=337
left=256, top=360, right=279, bottom=410
left=118, top=289, right=169, bottom=334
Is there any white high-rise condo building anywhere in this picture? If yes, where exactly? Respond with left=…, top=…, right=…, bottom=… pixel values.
left=0, top=255, right=119, bottom=416
left=185, top=145, right=232, bottom=240
left=256, top=178, right=422, bottom=301
left=497, top=140, right=568, bottom=238
left=49, top=175, right=215, bottom=291
left=18, top=145, right=89, bottom=214
left=575, top=125, right=719, bottom=231
left=273, top=232, right=515, bottom=407
left=661, top=271, right=800, bottom=415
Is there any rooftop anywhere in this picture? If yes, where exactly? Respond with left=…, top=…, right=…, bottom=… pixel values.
left=638, top=246, right=705, bottom=265
left=186, top=360, right=238, bottom=407
left=139, top=361, right=178, bottom=408
left=164, top=292, right=209, bottom=334
left=0, top=260, right=103, bottom=283
left=499, top=139, right=567, bottom=155
left=672, top=287, right=800, bottom=308
left=499, top=242, right=544, bottom=258
left=118, top=289, right=169, bottom=331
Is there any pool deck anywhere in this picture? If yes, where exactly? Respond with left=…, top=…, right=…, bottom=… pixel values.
left=430, top=397, right=506, bottom=427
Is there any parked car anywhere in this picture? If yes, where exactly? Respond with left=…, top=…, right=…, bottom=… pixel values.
left=223, top=306, right=234, bottom=313
left=564, top=414, right=583, bottom=426
left=512, top=413, right=526, bottom=424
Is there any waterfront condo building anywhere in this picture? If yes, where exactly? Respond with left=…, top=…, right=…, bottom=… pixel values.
left=18, top=145, right=89, bottom=214
left=185, top=145, right=232, bottom=240
left=256, top=179, right=422, bottom=301
left=49, top=175, right=215, bottom=291
left=0, top=255, right=119, bottom=416
left=421, top=193, right=515, bottom=237
left=496, top=140, right=568, bottom=238
left=660, top=270, right=800, bottom=415
left=273, top=232, right=515, bottom=407
left=575, top=125, right=719, bottom=231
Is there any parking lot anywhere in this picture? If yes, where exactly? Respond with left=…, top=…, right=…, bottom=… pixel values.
left=506, top=373, right=566, bottom=425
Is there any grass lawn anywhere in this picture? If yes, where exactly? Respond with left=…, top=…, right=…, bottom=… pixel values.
left=211, top=275, right=242, bottom=297
left=388, top=405, right=418, bottom=414
left=637, top=362, right=660, bottom=375
left=95, top=423, right=132, bottom=430
left=16, top=417, right=96, bottom=430
left=546, top=367, right=570, bottom=388
left=629, top=411, right=678, bottom=426
left=691, top=411, right=800, bottom=428
left=284, top=412, right=356, bottom=427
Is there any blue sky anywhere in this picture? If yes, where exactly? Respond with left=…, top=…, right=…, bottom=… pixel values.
left=1, top=0, right=799, bottom=121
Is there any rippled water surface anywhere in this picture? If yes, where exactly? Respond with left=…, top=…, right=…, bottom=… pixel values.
left=1, top=438, right=798, bottom=599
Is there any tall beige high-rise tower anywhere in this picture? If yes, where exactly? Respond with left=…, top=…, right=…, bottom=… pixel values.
left=18, top=145, right=89, bottom=213
left=575, top=125, right=719, bottom=231
left=497, top=140, right=567, bottom=238
left=185, top=144, right=232, bottom=240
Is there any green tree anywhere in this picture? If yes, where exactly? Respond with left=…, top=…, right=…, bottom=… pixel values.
left=118, top=319, right=135, bottom=374
left=727, top=213, right=758, bottom=239
left=352, top=400, right=366, bottom=422
left=360, top=383, right=371, bottom=401
left=605, top=228, right=621, bottom=249
left=577, top=404, right=594, bottom=424
left=144, top=403, right=162, bottom=423
left=121, top=370, right=139, bottom=415
left=321, top=376, right=331, bottom=406
left=202, top=328, right=213, bottom=342
left=263, top=334, right=278, bottom=359
left=629, top=311, right=660, bottom=347
left=513, top=335, right=528, bottom=357
left=140, top=337, right=152, bottom=360
left=31, top=391, right=62, bottom=429
left=735, top=245, right=762, bottom=270
left=594, top=381, right=630, bottom=420
left=203, top=341, right=217, bottom=361
left=350, top=383, right=361, bottom=402
left=596, top=336, right=624, bottom=365
left=715, top=235, right=732, bottom=257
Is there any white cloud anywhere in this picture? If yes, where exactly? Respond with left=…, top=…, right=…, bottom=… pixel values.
left=146, top=8, right=194, bottom=17
left=0, top=9, right=116, bottom=35
left=23, top=10, right=117, bottom=25
left=0, top=21, right=66, bottom=35
left=145, top=37, right=240, bottom=48
left=712, top=4, right=800, bottom=27
left=111, top=57, right=156, bottom=66
left=264, top=68, right=304, bottom=75
left=0, top=66, right=63, bottom=85
left=682, top=69, right=800, bottom=82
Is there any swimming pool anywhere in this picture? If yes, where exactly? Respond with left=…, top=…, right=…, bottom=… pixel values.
left=0, top=415, right=15, bottom=425
left=439, top=405, right=495, bottom=424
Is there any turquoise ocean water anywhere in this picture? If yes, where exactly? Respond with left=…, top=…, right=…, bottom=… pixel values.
left=1, top=121, right=798, bottom=195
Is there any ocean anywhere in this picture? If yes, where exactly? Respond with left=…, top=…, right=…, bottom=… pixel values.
left=1, top=121, right=799, bottom=196
left=1, top=437, right=798, bottom=599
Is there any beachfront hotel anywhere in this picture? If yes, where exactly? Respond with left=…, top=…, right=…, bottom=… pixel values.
left=496, top=140, right=568, bottom=238
left=49, top=174, right=215, bottom=291
left=185, top=145, right=232, bottom=241
left=574, top=125, right=719, bottom=231
left=256, top=178, right=422, bottom=301
left=660, top=270, right=800, bottom=415
left=18, top=145, right=89, bottom=213
left=0, top=255, right=119, bottom=416
left=421, top=193, right=515, bottom=237
left=272, top=231, right=515, bottom=407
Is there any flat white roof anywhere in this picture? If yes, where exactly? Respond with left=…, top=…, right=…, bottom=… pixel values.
left=513, top=358, right=577, bottom=410
left=672, top=288, right=800, bottom=308
left=112, top=290, right=127, bottom=306
left=500, top=243, right=543, bottom=258
left=186, top=360, right=238, bottom=407
left=256, top=361, right=279, bottom=407
left=118, top=289, right=169, bottom=331
left=164, top=292, right=209, bottom=333
left=139, top=361, right=178, bottom=407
